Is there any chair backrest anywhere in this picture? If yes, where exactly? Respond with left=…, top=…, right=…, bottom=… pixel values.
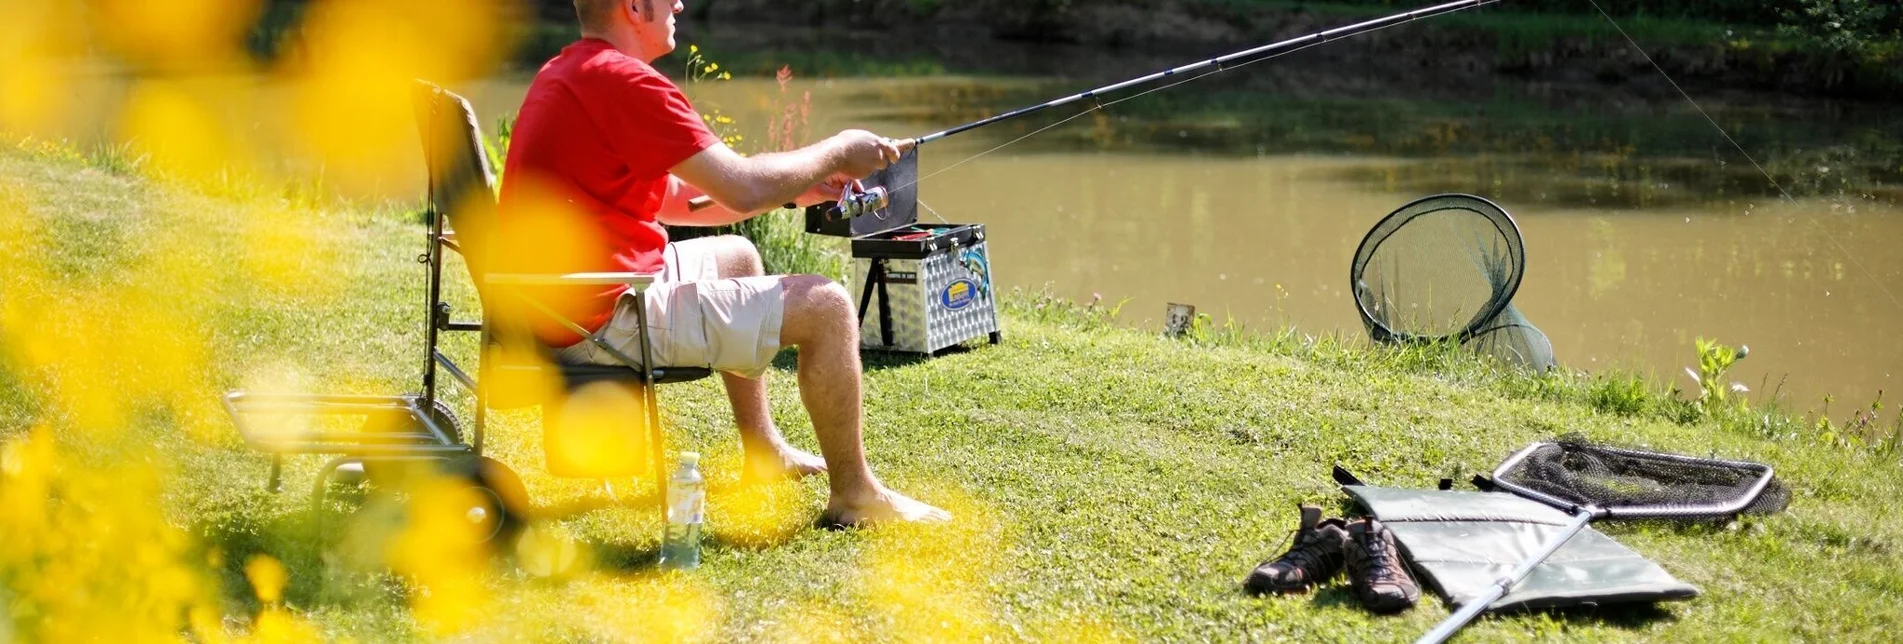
left=412, top=81, right=499, bottom=300
left=414, top=81, right=561, bottom=409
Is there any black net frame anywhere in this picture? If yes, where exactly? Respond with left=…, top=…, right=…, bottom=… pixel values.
left=1352, top=194, right=1525, bottom=344
left=1492, top=437, right=1788, bottom=520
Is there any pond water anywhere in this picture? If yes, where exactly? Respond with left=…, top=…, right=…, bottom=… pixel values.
left=30, top=29, right=1903, bottom=417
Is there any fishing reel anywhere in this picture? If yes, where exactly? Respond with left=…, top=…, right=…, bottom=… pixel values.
left=825, top=181, right=890, bottom=220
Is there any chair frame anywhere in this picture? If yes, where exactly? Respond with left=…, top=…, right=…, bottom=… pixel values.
left=223, top=81, right=706, bottom=530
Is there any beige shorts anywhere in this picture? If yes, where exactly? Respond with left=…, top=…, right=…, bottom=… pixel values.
left=554, top=238, right=785, bottom=378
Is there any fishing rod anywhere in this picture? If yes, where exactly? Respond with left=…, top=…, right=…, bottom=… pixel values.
left=691, top=0, right=1500, bottom=215
left=913, top=0, right=1500, bottom=146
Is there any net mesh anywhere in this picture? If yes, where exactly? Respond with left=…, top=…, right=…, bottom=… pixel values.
left=1497, top=436, right=1790, bottom=518
left=1462, top=304, right=1556, bottom=371
left=1354, top=194, right=1522, bottom=342
left=1352, top=194, right=1555, bottom=371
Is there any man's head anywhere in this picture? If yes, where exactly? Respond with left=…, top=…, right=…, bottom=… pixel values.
left=574, top=0, right=683, bottom=61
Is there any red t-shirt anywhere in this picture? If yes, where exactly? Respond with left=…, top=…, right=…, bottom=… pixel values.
left=497, top=38, right=720, bottom=346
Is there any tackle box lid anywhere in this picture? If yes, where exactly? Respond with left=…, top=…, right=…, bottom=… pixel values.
left=805, top=149, right=919, bottom=239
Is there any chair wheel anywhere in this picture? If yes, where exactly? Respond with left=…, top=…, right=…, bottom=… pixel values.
left=437, top=455, right=530, bottom=548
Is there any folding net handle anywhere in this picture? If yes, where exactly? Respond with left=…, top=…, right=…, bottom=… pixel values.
left=1492, top=442, right=1780, bottom=520
left=1417, top=441, right=1780, bottom=644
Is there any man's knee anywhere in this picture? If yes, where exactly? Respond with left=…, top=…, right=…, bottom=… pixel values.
left=780, top=275, right=856, bottom=344
left=714, top=235, right=764, bottom=277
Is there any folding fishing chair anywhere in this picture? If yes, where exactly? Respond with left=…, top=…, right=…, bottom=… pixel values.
left=222, top=81, right=710, bottom=546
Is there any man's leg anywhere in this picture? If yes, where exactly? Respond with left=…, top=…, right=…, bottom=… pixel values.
left=694, top=236, right=825, bottom=480
left=777, top=274, right=949, bottom=525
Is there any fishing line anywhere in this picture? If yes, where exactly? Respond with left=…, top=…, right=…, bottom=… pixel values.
left=917, top=197, right=950, bottom=224
left=900, top=104, right=1111, bottom=191
left=1584, top=0, right=1903, bottom=312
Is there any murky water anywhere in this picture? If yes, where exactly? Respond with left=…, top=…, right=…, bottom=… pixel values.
left=28, top=38, right=1903, bottom=415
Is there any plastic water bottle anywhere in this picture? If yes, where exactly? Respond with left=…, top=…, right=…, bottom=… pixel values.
left=658, top=451, right=705, bottom=570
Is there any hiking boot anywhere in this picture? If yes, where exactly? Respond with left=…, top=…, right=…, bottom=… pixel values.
left=1345, top=518, right=1420, bottom=614
left=1245, top=505, right=1349, bottom=595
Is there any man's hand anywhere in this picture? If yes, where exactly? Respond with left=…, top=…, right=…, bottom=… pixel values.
left=666, top=131, right=915, bottom=224
left=831, top=129, right=905, bottom=178
left=796, top=174, right=857, bottom=207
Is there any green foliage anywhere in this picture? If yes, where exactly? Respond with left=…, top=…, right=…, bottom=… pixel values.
left=85, top=139, right=149, bottom=176
left=999, top=289, right=1125, bottom=332
left=1587, top=373, right=1653, bottom=417
left=1691, top=337, right=1750, bottom=410
left=1778, top=0, right=1897, bottom=53
left=484, top=115, right=514, bottom=192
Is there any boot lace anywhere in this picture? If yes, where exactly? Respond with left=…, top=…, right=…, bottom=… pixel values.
left=1281, top=528, right=1341, bottom=576
left=1356, top=529, right=1397, bottom=584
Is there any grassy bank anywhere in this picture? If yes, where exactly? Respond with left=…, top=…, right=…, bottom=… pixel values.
left=4, top=141, right=1902, bottom=641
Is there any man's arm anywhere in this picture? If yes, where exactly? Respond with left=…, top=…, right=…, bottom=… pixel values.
left=659, top=130, right=902, bottom=227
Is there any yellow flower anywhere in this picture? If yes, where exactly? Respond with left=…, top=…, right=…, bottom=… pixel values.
left=246, top=555, right=289, bottom=604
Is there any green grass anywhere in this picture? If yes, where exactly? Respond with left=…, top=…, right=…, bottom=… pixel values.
left=4, top=141, right=1903, bottom=641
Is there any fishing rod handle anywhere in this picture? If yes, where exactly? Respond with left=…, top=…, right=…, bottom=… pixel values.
left=685, top=195, right=798, bottom=213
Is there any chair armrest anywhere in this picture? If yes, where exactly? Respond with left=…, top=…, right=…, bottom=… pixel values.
left=485, top=272, right=659, bottom=288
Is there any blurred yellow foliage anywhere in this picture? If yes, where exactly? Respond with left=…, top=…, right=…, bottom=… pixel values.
left=0, top=427, right=216, bottom=642
left=286, top=0, right=517, bottom=193
left=516, top=521, right=589, bottom=579
left=91, top=0, right=262, bottom=68
left=545, top=380, right=656, bottom=478
left=120, top=78, right=250, bottom=183
left=387, top=476, right=497, bottom=635
left=0, top=4, right=84, bottom=131
left=245, top=554, right=289, bottom=604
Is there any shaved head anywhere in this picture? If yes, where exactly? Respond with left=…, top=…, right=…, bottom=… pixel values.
left=573, top=0, right=638, bottom=31
left=574, top=0, right=665, bottom=31
left=573, top=0, right=679, bottom=60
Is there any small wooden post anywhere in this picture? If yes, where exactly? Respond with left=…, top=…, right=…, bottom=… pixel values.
left=1164, top=303, right=1196, bottom=337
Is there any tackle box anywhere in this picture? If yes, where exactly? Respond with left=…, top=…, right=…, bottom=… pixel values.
left=804, top=150, right=1001, bottom=354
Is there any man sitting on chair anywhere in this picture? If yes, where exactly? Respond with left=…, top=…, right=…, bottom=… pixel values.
left=497, top=0, right=949, bottom=525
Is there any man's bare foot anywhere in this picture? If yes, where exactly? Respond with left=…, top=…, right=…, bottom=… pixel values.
left=819, top=487, right=952, bottom=528
left=741, top=443, right=828, bottom=484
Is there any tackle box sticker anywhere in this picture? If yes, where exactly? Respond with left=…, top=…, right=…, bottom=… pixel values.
left=940, top=279, right=980, bottom=310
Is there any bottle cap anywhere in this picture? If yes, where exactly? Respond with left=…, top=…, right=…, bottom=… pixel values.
left=679, top=451, right=700, bottom=466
